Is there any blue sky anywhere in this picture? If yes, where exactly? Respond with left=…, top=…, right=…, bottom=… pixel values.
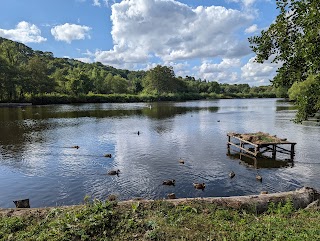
left=0, top=0, right=281, bottom=86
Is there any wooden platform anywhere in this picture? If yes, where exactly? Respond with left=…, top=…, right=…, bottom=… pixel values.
left=227, top=132, right=296, bottom=160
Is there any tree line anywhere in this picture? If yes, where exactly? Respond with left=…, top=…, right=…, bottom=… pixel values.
left=0, top=37, right=276, bottom=104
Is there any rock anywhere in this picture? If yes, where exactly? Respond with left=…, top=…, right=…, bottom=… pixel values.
left=13, top=199, right=30, bottom=208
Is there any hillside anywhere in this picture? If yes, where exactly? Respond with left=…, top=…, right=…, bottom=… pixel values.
left=0, top=37, right=275, bottom=103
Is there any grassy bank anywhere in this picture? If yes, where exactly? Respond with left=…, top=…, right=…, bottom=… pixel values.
left=0, top=92, right=277, bottom=105
left=1, top=199, right=319, bottom=240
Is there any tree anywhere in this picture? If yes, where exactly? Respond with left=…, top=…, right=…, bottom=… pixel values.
left=26, top=56, right=55, bottom=94
left=111, top=75, right=129, bottom=94
left=288, top=74, right=320, bottom=121
left=249, top=0, right=320, bottom=121
left=142, top=65, right=176, bottom=94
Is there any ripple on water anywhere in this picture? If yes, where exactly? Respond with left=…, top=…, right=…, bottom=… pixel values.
left=0, top=100, right=319, bottom=207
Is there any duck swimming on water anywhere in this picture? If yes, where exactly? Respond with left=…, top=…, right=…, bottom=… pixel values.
left=108, top=169, right=120, bottom=175
left=163, top=179, right=175, bottom=186
left=179, top=158, right=185, bottom=164
left=229, top=171, right=235, bottom=178
left=193, top=183, right=205, bottom=190
left=256, top=175, right=262, bottom=182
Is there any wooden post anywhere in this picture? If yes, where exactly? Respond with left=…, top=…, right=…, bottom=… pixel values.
left=272, top=144, right=276, bottom=159
left=290, top=144, right=295, bottom=160
left=254, top=146, right=259, bottom=157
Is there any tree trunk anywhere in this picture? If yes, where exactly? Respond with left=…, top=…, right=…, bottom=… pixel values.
left=122, top=187, right=319, bottom=213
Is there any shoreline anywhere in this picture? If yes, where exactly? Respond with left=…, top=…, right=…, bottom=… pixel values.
left=1, top=187, right=319, bottom=240
left=0, top=103, right=32, bottom=107
left=0, top=92, right=278, bottom=105
left=1, top=187, right=318, bottom=216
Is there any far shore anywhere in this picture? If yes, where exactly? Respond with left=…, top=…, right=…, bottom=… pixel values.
left=0, top=92, right=278, bottom=106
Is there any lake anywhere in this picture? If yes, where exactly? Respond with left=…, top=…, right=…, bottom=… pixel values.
left=0, top=99, right=319, bottom=208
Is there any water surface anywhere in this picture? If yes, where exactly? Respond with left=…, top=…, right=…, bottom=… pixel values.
left=0, top=99, right=319, bottom=208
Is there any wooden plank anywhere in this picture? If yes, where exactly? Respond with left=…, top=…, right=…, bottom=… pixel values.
left=228, top=135, right=258, bottom=147
left=275, top=145, right=292, bottom=153
left=258, top=142, right=296, bottom=147
left=227, top=142, right=257, bottom=156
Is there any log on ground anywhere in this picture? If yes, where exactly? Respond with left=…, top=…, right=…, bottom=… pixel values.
left=122, top=187, right=319, bottom=214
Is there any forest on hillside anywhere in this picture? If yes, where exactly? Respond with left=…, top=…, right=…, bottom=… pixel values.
left=0, top=37, right=276, bottom=104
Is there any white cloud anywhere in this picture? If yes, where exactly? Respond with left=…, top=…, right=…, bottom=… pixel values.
left=197, top=58, right=241, bottom=82
left=241, top=56, right=281, bottom=85
left=245, top=24, right=258, bottom=34
left=164, top=61, right=192, bottom=77
left=51, top=23, right=91, bottom=43
left=199, top=58, right=241, bottom=73
left=92, top=0, right=115, bottom=7
left=93, top=0, right=101, bottom=6
left=94, top=0, right=253, bottom=66
left=228, top=0, right=257, bottom=7
left=75, top=57, right=93, bottom=63
left=0, top=21, right=46, bottom=43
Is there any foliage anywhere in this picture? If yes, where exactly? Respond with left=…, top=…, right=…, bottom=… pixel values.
left=142, top=65, right=180, bottom=94
left=288, top=74, right=320, bottom=122
left=249, top=0, right=320, bottom=121
left=1, top=200, right=320, bottom=240
left=0, top=37, right=276, bottom=104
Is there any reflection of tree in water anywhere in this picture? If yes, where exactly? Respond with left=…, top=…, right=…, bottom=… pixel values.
left=0, top=103, right=219, bottom=162
left=0, top=107, right=55, bottom=162
left=142, top=103, right=219, bottom=120
left=227, top=151, right=293, bottom=169
left=152, top=119, right=174, bottom=134
left=276, top=106, right=297, bottom=111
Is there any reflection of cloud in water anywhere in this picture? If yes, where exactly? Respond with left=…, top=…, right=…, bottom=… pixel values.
left=1, top=99, right=320, bottom=207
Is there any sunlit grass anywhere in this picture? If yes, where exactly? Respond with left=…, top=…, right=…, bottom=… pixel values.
left=1, top=199, right=319, bottom=240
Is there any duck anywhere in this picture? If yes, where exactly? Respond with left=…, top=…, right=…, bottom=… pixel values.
left=256, top=175, right=262, bottom=182
left=163, top=179, right=175, bottom=186
left=229, top=171, right=235, bottom=178
left=260, top=191, right=268, bottom=195
left=108, top=169, right=120, bottom=175
left=167, top=193, right=176, bottom=199
left=179, top=158, right=185, bottom=164
left=72, top=145, right=80, bottom=149
left=104, top=153, right=112, bottom=158
left=193, top=183, right=205, bottom=190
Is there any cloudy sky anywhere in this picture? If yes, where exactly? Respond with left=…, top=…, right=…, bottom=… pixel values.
left=0, top=0, right=281, bottom=86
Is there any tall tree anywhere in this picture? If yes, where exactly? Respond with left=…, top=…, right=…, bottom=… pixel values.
left=249, top=0, right=320, bottom=121
left=26, top=56, right=55, bottom=94
left=143, top=65, right=176, bottom=94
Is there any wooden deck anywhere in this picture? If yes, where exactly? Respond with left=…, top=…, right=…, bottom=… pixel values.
left=227, top=132, right=296, bottom=160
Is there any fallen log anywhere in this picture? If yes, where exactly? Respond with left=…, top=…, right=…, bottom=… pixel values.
left=1, top=187, right=318, bottom=217
left=122, top=187, right=319, bottom=213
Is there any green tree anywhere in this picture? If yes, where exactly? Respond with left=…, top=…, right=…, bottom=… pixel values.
left=288, top=74, right=320, bottom=121
left=143, top=65, right=176, bottom=94
left=26, top=56, right=55, bottom=95
left=249, top=0, right=320, bottom=121
left=52, top=68, right=68, bottom=94
left=111, top=75, right=129, bottom=94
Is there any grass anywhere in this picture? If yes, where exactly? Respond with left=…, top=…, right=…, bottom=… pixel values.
left=1, top=199, right=320, bottom=240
